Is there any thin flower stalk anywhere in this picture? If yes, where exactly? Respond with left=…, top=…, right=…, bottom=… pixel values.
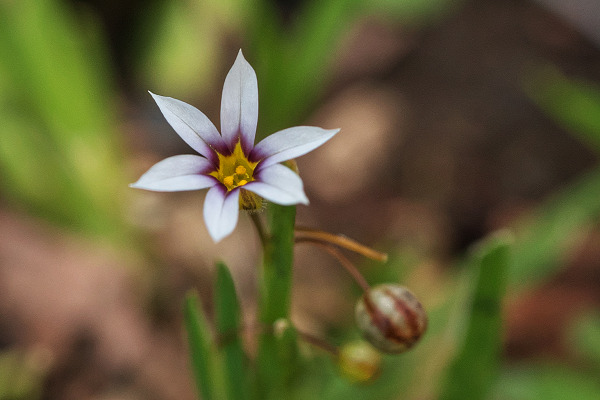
left=295, top=226, right=388, bottom=262
left=296, top=238, right=371, bottom=292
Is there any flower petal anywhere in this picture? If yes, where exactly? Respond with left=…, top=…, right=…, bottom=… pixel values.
left=130, top=155, right=217, bottom=192
left=220, top=50, right=258, bottom=153
left=150, top=92, right=228, bottom=164
left=245, top=164, right=309, bottom=205
left=251, top=126, right=340, bottom=169
left=203, top=185, right=240, bottom=242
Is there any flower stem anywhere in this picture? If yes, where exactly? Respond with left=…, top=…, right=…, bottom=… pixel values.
left=296, top=238, right=371, bottom=292
left=295, top=226, right=388, bottom=262
left=296, top=329, right=339, bottom=357
left=256, top=204, right=297, bottom=397
left=250, top=212, right=268, bottom=249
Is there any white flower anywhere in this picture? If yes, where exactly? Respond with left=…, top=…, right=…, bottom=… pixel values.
left=131, top=50, right=339, bottom=242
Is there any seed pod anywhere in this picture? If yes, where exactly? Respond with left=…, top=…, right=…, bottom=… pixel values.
left=355, top=284, right=427, bottom=353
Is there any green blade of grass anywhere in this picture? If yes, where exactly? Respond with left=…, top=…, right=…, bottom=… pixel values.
left=184, top=291, right=219, bottom=400
left=510, top=167, right=600, bottom=288
left=255, top=204, right=298, bottom=399
left=439, top=232, right=511, bottom=400
left=0, top=0, right=126, bottom=241
left=492, top=364, right=600, bottom=400
left=215, top=262, right=248, bottom=400
left=250, top=0, right=362, bottom=139
left=526, top=68, right=600, bottom=152
left=569, top=312, right=600, bottom=370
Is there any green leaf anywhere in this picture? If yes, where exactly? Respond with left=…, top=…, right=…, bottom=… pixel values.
left=526, top=68, right=600, bottom=152
left=184, top=292, right=219, bottom=400
left=492, top=364, right=600, bottom=400
left=215, top=262, right=248, bottom=400
left=508, top=69, right=600, bottom=288
left=569, top=312, right=600, bottom=369
left=255, top=205, right=298, bottom=399
left=510, top=167, right=600, bottom=287
left=258, top=205, right=296, bottom=324
left=439, top=232, right=511, bottom=400
left=250, top=0, right=362, bottom=138
left=0, top=0, right=127, bottom=241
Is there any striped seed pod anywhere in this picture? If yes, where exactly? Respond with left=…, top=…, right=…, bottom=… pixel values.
left=355, top=284, right=427, bottom=353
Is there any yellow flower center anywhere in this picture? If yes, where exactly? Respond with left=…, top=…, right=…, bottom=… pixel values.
left=209, top=141, right=263, bottom=211
left=210, top=141, right=258, bottom=191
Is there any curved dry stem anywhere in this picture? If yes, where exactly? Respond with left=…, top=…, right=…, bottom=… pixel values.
left=296, top=238, right=371, bottom=292
left=219, top=321, right=339, bottom=356
left=297, top=330, right=339, bottom=356
left=295, top=226, right=388, bottom=262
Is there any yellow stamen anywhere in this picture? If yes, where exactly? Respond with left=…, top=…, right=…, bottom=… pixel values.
left=235, top=165, right=247, bottom=175
left=238, top=179, right=248, bottom=186
left=223, top=175, right=234, bottom=188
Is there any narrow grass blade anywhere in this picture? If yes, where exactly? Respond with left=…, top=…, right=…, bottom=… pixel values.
left=526, top=68, right=600, bottom=152
left=492, top=364, right=600, bottom=400
left=439, top=232, right=511, bottom=400
left=510, top=167, right=600, bottom=287
left=0, top=1, right=127, bottom=241
left=255, top=204, right=298, bottom=399
left=184, top=291, right=218, bottom=400
left=569, top=312, right=600, bottom=370
left=215, top=262, right=248, bottom=400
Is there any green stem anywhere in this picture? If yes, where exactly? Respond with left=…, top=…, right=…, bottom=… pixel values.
left=255, top=204, right=297, bottom=398
left=250, top=212, right=268, bottom=249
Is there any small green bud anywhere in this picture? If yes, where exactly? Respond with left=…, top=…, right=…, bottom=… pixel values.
left=338, top=341, right=381, bottom=383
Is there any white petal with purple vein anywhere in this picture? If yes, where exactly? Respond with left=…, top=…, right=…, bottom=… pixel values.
left=220, top=50, right=258, bottom=153
left=203, top=185, right=241, bottom=242
left=130, top=155, right=217, bottom=192
left=150, top=92, right=227, bottom=163
left=245, top=164, right=309, bottom=205
left=252, top=126, right=340, bottom=169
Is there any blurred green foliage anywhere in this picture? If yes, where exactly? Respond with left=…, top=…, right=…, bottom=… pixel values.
left=185, top=291, right=224, bottom=400
left=492, top=364, right=600, bottom=400
left=509, top=69, right=600, bottom=290
left=215, top=262, right=248, bottom=400
left=527, top=68, right=600, bottom=151
left=440, top=234, right=510, bottom=400
left=0, top=350, right=42, bottom=400
left=135, top=0, right=248, bottom=97
left=570, top=312, right=600, bottom=370
left=0, top=0, right=127, bottom=242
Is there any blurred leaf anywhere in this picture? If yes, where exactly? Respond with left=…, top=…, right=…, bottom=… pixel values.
left=250, top=0, right=460, bottom=140
left=527, top=68, right=600, bottom=152
left=256, top=205, right=298, bottom=399
left=184, top=291, right=220, bottom=400
left=569, top=311, right=600, bottom=369
left=251, top=0, right=363, bottom=138
left=439, top=232, right=511, bottom=400
left=135, top=0, right=216, bottom=98
left=510, top=69, right=600, bottom=287
left=492, top=364, right=600, bottom=400
left=366, top=0, right=460, bottom=24
left=0, top=0, right=126, bottom=240
left=215, top=262, right=249, bottom=400
left=510, top=167, right=600, bottom=287
left=0, top=350, right=42, bottom=400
